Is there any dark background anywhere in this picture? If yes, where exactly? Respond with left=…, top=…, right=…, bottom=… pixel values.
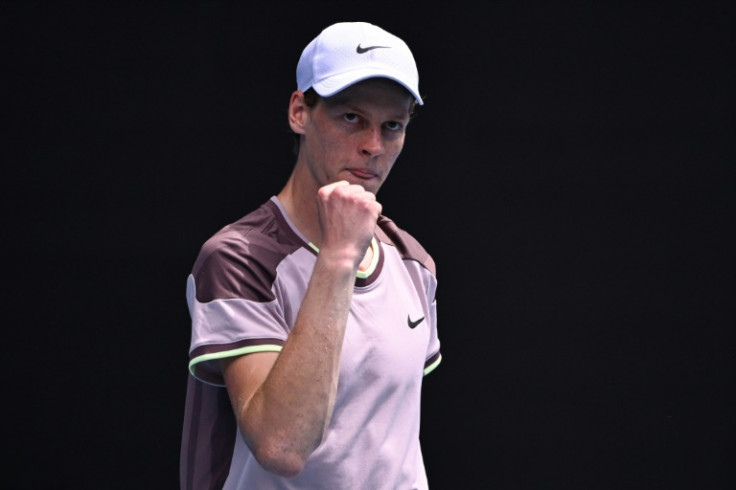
left=3, top=1, right=734, bottom=489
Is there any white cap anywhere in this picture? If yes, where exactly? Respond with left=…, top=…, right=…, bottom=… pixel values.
left=296, top=22, right=423, bottom=105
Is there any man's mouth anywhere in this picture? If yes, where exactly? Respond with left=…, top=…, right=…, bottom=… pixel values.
left=348, top=168, right=378, bottom=180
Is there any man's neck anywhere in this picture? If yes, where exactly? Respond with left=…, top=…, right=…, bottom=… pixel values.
left=277, top=173, right=322, bottom=247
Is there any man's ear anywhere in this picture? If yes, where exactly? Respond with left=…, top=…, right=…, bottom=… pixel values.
left=288, top=91, right=307, bottom=135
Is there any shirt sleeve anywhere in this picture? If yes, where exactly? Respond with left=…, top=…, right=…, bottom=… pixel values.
left=186, top=238, right=290, bottom=386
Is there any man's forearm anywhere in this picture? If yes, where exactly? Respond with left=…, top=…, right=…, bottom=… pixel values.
left=238, top=252, right=357, bottom=475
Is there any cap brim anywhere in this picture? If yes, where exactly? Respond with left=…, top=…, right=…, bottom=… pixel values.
left=312, top=68, right=424, bottom=105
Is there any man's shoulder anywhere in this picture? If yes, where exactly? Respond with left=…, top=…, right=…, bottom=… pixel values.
left=195, top=198, right=303, bottom=270
left=206, top=198, right=277, bottom=240
left=204, top=198, right=294, bottom=245
left=376, top=215, right=435, bottom=275
left=189, top=198, right=307, bottom=302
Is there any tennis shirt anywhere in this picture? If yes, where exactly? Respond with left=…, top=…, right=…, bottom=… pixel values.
left=181, top=196, right=441, bottom=489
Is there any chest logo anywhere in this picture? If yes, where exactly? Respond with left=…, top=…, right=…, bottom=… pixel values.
left=407, top=315, right=425, bottom=329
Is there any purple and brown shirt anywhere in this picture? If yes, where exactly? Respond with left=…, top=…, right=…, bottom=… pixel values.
left=181, top=196, right=441, bottom=490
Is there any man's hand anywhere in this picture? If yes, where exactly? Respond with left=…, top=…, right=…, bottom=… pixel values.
left=316, top=180, right=382, bottom=270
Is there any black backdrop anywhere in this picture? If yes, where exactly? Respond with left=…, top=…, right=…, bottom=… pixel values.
left=4, top=2, right=734, bottom=489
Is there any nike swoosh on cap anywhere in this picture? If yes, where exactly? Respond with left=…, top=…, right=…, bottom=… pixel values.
left=356, top=44, right=390, bottom=54
left=407, top=315, right=425, bottom=329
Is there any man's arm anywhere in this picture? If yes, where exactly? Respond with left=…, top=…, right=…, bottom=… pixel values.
left=220, top=181, right=380, bottom=477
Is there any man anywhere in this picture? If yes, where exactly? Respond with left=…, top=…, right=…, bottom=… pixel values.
left=181, top=21, right=441, bottom=489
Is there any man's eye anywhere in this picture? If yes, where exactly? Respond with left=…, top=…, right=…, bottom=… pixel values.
left=385, top=121, right=401, bottom=131
left=344, top=113, right=359, bottom=123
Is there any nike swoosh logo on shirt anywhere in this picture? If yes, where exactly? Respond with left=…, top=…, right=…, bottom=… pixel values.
left=407, top=315, right=425, bottom=329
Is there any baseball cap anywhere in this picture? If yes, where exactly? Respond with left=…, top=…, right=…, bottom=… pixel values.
left=296, top=22, right=423, bottom=105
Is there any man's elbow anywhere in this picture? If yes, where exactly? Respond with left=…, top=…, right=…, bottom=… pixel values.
left=252, top=440, right=311, bottom=477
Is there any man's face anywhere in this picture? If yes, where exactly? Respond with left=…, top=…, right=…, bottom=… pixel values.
left=298, top=78, right=415, bottom=195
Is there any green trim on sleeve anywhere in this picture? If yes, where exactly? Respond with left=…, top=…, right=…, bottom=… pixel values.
left=423, top=353, right=442, bottom=376
left=188, top=344, right=283, bottom=376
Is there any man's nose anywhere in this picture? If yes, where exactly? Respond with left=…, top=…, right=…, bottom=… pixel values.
left=359, top=126, right=384, bottom=156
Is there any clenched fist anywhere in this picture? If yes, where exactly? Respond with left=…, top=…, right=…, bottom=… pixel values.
left=316, top=181, right=382, bottom=271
